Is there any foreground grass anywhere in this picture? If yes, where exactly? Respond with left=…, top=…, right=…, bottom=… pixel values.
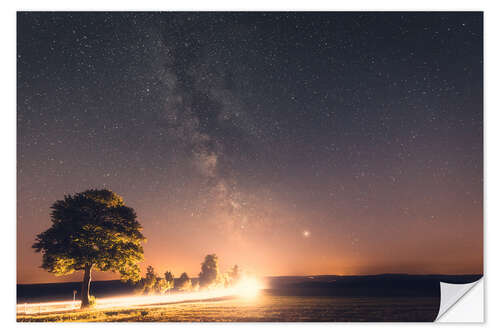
left=17, top=296, right=439, bottom=322
left=17, top=298, right=264, bottom=322
left=18, top=308, right=151, bottom=322
left=17, top=300, right=274, bottom=322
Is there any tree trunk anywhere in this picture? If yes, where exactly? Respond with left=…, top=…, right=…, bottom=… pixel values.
left=80, top=264, right=92, bottom=309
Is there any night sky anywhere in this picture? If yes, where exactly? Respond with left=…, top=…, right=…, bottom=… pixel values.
left=17, top=12, right=483, bottom=283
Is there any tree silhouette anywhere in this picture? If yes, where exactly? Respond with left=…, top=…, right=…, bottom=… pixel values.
left=230, top=264, right=240, bottom=284
left=177, top=272, right=192, bottom=291
left=154, top=277, right=168, bottom=294
left=198, top=254, right=220, bottom=288
left=139, top=265, right=158, bottom=295
left=164, top=271, right=175, bottom=292
left=32, top=189, right=145, bottom=308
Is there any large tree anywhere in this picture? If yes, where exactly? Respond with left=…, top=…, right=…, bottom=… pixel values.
left=32, top=189, right=146, bottom=308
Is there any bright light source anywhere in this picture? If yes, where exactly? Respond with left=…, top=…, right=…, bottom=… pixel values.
left=233, top=277, right=263, bottom=298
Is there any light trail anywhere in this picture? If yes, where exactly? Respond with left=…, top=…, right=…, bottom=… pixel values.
left=17, top=277, right=263, bottom=315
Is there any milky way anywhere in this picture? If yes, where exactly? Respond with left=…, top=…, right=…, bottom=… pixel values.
left=18, top=12, right=483, bottom=283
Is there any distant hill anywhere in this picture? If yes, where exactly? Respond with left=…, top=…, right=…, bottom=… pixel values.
left=264, top=274, right=482, bottom=297
left=17, top=274, right=482, bottom=303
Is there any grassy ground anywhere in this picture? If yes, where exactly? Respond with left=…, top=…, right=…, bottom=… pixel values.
left=17, top=295, right=439, bottom=322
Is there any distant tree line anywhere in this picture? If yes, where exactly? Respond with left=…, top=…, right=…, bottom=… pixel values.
left=135, top=254, right=241, bottom=295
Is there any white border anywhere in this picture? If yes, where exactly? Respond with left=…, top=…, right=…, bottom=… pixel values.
left=3, top=0, right=497, bottom=332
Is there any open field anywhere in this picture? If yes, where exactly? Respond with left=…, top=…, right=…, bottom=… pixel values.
left=17, top=275, right=482, bottom=322
left=17, top=294, right=439, bottom=322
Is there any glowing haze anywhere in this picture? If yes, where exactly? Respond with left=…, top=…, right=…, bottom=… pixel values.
left=17, top=12, right=482, bottom=283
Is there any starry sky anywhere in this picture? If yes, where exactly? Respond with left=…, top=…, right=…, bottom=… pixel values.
left=17, top=12, right=483, bottom=284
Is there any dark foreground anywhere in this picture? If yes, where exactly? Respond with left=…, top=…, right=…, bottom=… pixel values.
left=17, top=274, right=481, bottom=322
left=17, top=295, right=438, bottom=322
